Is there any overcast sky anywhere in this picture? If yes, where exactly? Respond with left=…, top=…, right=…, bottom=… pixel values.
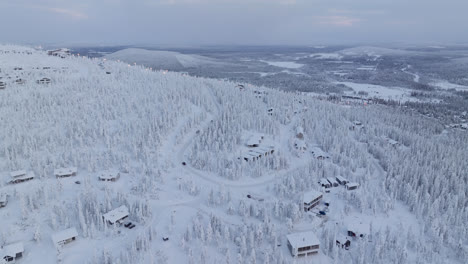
left=1, top=0, right=467, bottom=46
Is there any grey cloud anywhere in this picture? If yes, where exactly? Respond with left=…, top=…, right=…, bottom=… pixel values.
left=0, top=0, right=467, bottom=45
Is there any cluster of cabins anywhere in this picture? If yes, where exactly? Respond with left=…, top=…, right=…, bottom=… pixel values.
left=49, top=205, right=130, bottom=250
left=6, top=167, right=121, bottom=185
left=0, top=205, right=130, bottom=260
left=0, top=77, right=50, bottom=89
left=47, top=48, right=71, bottom=58
left=36, top=77, right=51, bottom=84
left=241, top=134, right=275, bottom=162
left=2, top=167, right=122, bottom=214
left=296, top=181, right=363, bottom=258
left=319, top=176, right=359, bottom=191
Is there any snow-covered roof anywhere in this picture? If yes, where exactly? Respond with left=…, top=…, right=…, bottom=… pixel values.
left=303, top=190, right=322, bottom=203
left=9, top=171, right=35, bottom=181
left=103, top=205, right=129, bottom=224
left=1, top=242, right=24, bottom=257
left=258, top=146, right=274, bottom=152
left=0, top=194, right=7, bottom=203
left=54, top=167, right=77, bottom=176
left=296, top=126, right=304, bottom=134
left=98, top=170, right=120, bottom=180
left=311, top=147, right=330, bottom=158
left=336, top=234, right=350, bottom=243
left=246, top=136, right=262, bottom=146
left=336, top=176, right=347, bottom=182
left=327, top=177, right=338, bottom=183
left=319, top=178, right=330, bottom=185
left=346, top=182, right=359, bottom=188
left=250, top=149, right=267, bottom=155
left=10, top=170, right=27, bottom=178
left=287, top=231, right=320, bottom=249
left=294, top=139, right=306, bottom=148
left=52, top=228, right=78, bottom=246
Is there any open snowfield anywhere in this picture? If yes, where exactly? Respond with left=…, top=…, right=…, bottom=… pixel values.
left=260, top=60, right=304, bottom=69
left=336, top=81, right=419, bottom=102
left=105, top=48, right=221, bottom=70
left=0, top=45, right=466, bottom=264
left=430, top=80, right=468, bottom=91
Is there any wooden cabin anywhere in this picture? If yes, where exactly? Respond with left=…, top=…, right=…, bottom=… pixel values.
left=54, top=167, right=77, bottom=178
left=287, top=231, right=320, bottom=257
left=103, top=205, right=129, bottom=225
left=1, top=242, right=24, bottom=262
left=303, top=190, right=323, bottom=211
left=52, top=228, right=78, bottom=248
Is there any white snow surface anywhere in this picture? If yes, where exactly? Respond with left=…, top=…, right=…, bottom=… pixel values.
left=105, top=48, right=220, bottom=70
left=336, top=81, right=419, bottom=102
left=261, top=60, right=304, bottom=69
left=287, top=231, right=320, bottom=248
left=0, top=45, right=466, bottom=264
left=430, top=80, right=468, bottom=91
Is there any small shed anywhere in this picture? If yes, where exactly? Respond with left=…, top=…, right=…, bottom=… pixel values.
left=0, top=194, right=7, bottom=208
left=303, top=190, right=323, bottom=211
left=9, top=170, right=35, bottom=184
left=54, top=167, right=77, bottom=178
left=246, top=135, right=263, bottom=148
left=335, top=176, right=349, bottom=185
left=296, top=126, right=304, bottom=139
left=15, top=79, right=26, bottom=85
left=103, top=205, right=129, bottom=225
left=347, top=223, right=367, bottom=238
left=0, top=81, right=6, bottom=89
left=336, top=235, right=351, bottom=249
left=98, top=170, right=120, bottom=182
left=311, top=147, right=330, bottom=160
left=1, top=242, right=24, bottom=262
left=286, top=231, right=320, bottom=257
left=346, top=182, right=359, bottom=190
left=52, top=228, right=78, bottom=248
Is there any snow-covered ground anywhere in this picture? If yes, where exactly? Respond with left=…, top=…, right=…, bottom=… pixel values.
left=336, top=81, right=419, bottom=102
left=430, top=80, right=468, bottom=91
left=260, top=60, right=304, bottom=69
left=0, top=45, right=466, bottom=264
left=105, top=48, right=221, bottom=70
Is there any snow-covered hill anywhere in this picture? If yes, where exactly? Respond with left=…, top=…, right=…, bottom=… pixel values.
left=105, top=48, right=221, bottom=70
left=0, top=45, right=466, bottom=264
